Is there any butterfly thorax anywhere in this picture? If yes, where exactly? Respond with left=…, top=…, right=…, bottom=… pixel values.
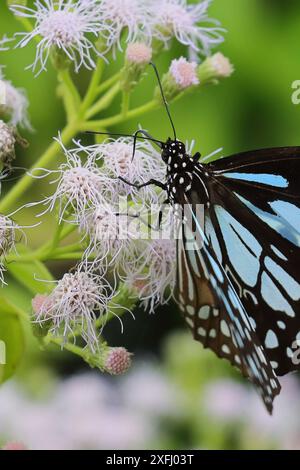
left=162, top=138, right=210, bottom=205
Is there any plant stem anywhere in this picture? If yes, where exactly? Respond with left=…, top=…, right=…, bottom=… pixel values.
left=81, top=58, right=105, bottom=113
left=58, top=68, right=81, bottom=119
left=96, top=71, right=121, bottom=95
left=121, top=91, right=130, bottom=118
left=82, top=100, right=158, bottom=131
left=0, top=122, right=79, bottom=213
left=86, top=83, right=120, bottom=119
left=39, top=252, right=86, bottom=261
left=50, top=220, right=65, bottom=252
left=48, top=336, right=87, bottom=359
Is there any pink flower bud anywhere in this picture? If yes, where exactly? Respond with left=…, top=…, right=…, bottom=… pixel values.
left=169, top=57, right=199, bottom=89
left=104, top=347, right=132, bottom=375
left=126, top=42, right=152, bottom=64
left=209, top=52, right=234, bottom=78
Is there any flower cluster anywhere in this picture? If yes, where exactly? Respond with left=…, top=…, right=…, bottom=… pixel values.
left=32, top=135, right=178, bottom=319
left=0, top=0, right=234, bottom=376
left=3, top=0, right=224, bottom=74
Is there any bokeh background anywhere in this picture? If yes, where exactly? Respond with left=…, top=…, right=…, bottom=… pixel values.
left=1, top=0, right=300, bottom=450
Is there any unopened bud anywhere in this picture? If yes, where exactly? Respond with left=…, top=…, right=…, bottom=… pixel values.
left=104, top=347, right=132, bottom=375
left=197, top=53, right=234, bottom=84
left=154, top=57, right=199, bottom=103
left=121, top=43, right=152, bottom=93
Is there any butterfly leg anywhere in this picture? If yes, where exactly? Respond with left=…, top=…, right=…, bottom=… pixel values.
left=115, top=211, right=164, bottom=231
left=157, top=198, right=170, bottom=229
left=118, top=176, right=167, bottom=191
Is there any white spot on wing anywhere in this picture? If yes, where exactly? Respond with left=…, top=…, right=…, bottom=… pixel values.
left=198, top=306, right=210, bottom=320
left=220, top=320, right=231, bottom=337
left=265, top=330, right=279, bottom=349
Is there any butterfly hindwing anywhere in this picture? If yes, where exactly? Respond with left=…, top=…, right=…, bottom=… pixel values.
left=176, top=198, right=281, bottom=413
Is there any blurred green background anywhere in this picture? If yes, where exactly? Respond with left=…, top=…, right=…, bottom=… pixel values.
left=0, top=0, right=300, bottom=450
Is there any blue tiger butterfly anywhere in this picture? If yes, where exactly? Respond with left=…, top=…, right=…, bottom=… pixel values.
left=90, top=63, right=300, bottom=414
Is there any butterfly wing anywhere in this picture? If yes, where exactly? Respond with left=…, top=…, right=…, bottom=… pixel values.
left=203, top=147, right=300, bottom=376
left=176, top=197, right=281, bottom=413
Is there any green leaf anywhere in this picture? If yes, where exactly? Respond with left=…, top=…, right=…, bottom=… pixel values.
left=7, top=245, right=53, bottom=295
left=0, top=297, right=25, bottom=383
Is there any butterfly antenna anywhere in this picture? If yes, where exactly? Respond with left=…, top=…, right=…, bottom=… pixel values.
left=149, top=61, right=177, bottom=141
left=85, top=131, right=163, bottom=146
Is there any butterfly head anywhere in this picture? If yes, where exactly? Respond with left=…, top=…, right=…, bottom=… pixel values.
left=161, top=138, right=186, bottom=164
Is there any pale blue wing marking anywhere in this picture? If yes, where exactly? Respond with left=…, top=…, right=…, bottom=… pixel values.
left=214, top=205, right=262, bottom=288
left=264, top=257, right=300, bottom=302
left=223, top=172, right=288, bottom=188
left=270, top=200, right=300, bottom=233
left=205, top=215, right=222, bottom=263
left=235, top=193, right=300, bottom=246
left=261, top=272, right=296, bottom=318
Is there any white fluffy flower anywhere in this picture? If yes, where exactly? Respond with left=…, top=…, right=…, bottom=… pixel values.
left=94, top=137, right=165, bottom=203
left=126, top=238, right=177, bottom=312
left=80, top=202, right=142, bottom=271
left=0, top=71, right=31, bottom=129
left=151, top=0, right=224, bottom=56
left=9, top=0, right=107, bottom=74
left=100, top=0, right=152, bottom=52
left=30, top=138, right=112, bottom=223
left=36, top=269, right=112, bottom=351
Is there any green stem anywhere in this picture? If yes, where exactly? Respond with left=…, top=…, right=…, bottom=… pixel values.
left=55, top=222, right=77, bottom=242
left=58, top=68, right=81, bottom=119
left=81, top=58, right=105, bottom=113
left=28, top=222, right=77, bottom=263
left=39, top=252, right=85, bottom=261
left=50, top=221, right=65, bottom=252
left=82, top=100, right=158, bottom=131
left=7, top=241, right=82, bottom=264
left=86, top=83, right=120, bottom=119
left=96, top=71, right=121, bottom=95
left=48, top=336, right=87, bottom=359
left=0, top=122, right=79, bottom=213
left=121, top=91, right=130, bottom=118
left=51, top=243, right=82, bottom=254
